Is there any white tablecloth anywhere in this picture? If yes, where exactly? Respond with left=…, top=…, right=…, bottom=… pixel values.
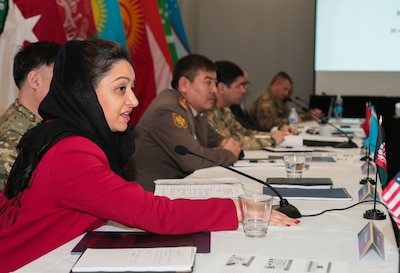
left=15, top=128, right=399, bottom=273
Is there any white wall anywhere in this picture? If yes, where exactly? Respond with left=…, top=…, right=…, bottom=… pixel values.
left=179, top=0, right=316, bottom=108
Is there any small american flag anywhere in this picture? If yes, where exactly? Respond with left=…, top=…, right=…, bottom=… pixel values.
left=382, top=171, right=400, bottom=228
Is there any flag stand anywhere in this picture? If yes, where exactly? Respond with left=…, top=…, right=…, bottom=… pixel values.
left=360, top=145, right=372, bottom=161
left=363, top=171, right=386, bottom=220
left=360, top=146, right=375, bottom=185
left=364, top=116, right=386, bottom=220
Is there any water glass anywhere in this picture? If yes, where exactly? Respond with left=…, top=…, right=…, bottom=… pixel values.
left=283, top=154, right=305, bottom=178
left=302, top=153, right=312, bottom=171
left=238, top=194, right=273, bottom=238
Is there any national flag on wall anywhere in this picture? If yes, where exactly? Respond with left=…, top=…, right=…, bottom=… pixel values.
left=120, top=0, right=173, bottom=127
left=91, top=0, right=127, bottom=48
left=1, top=0, right=189, bottom=127
left=158, top=0, right=191, bottom=64
left=0, top=0, right=97, bottom=114
left=374, top=117, right=388, bottom=187
left=363, top=105, right=378, bottom=154
left=158, top=0, right=179, bottom=64
left=382, top=171, right=400, bottom=228
left=360, top=102, right=371, bottom=137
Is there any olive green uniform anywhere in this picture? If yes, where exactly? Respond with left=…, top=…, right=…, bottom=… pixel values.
left=125, top=89, right=238, bottom=192
left=250, top=88, right=312, bottom=130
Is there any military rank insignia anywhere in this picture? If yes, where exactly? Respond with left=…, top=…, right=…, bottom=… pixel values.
left=178, top=96, right=188, bottom=111
left=172, top=112, right=188, bottom=128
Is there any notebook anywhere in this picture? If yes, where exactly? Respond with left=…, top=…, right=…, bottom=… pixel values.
left=266, top=177, right=333, bottom=189
left=71, top=231, right=210, bottom=254
left=263, top=187, right=352, bottom=200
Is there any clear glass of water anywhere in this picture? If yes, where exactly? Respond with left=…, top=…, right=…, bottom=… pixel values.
left=283, top=154, right=305, bottom=178
left=238, top=194, right=273, bottom=238
left=301, top=153, right=312, bottom=171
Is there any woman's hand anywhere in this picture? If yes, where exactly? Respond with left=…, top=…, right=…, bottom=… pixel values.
left=269, top=209, right=301, bottom=227
left=233, top=200, right=300, bottom=227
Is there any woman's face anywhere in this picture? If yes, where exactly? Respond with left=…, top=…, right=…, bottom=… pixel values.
left=96, top=60, right=139, bottom=132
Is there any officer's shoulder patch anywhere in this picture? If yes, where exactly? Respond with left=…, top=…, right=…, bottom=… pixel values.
left=172, top=112, right=188, bottom=128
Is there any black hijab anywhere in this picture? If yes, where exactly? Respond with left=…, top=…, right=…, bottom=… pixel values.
left=2, top=40, right=134, bottom=204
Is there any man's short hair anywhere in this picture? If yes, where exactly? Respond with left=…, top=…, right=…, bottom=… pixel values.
left=171, top=54, right=216, bottom=89
left=215, top=60, right=244, bottom=87
left=269, top=71, right=293, bottom=87
left=13, top=41, right=61, bottom=89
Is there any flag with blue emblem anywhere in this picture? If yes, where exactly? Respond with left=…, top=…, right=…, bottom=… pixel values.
left=91, top=0, right=127, bottom=48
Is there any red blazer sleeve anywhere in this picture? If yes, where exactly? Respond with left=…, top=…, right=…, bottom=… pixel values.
left=47, top=137, right=239, bottom=234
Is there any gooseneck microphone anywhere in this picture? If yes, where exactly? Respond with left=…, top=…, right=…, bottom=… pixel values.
left=287, top=98, right=308, bottom=112
left=295, top=96, right=310, bottom=109
left=174, top=145, right=302, bottom=218
left=319, top=117, right=358, bottom=148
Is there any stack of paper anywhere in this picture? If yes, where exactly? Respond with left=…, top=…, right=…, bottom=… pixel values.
left=72, top=247, right=196, bottom=272
left=154, top=177, right=245, bottom=199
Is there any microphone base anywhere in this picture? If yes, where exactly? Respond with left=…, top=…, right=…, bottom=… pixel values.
left=360, top=155, right=373, bottom=161
left=363, top=209, right=386, bottom=220
left=273, top=200, right=302, bottom=219
left=334, top=141, right=358, bottom=149
left=359, top=177, right=376, bottom=185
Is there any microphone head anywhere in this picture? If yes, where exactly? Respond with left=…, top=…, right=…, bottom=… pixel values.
left=320, top=116, right=329, bottom=124
left=175, top=145, right=188, bottom=155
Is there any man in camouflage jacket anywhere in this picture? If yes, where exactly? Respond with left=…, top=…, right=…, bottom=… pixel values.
left=208, top=61, right=294, bottom=151
left=249, top=71, right=322, bottom=131
left=0, top=42, right=60, bottom=190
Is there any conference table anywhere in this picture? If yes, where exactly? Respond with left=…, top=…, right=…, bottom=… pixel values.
left=15, top=120, right=399, bottom=273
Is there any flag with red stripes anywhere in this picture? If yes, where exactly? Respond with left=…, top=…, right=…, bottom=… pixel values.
left=382, top=171, right=400, bottom=228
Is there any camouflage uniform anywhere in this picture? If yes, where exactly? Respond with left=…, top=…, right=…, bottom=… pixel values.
left=0, top=100, right=41, bottom=190
left=207, top=106, right=272, bottom=150
left=249, top=88, right=312, bottom=130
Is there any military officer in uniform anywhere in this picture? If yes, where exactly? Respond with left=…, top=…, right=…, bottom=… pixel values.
left=249, top=71, right=322, bottom=131
left=125, top=54, right=241, bottom=192
left=208, top=61, right=295, bottom=150
left=0, top=42, right=61, bottom=190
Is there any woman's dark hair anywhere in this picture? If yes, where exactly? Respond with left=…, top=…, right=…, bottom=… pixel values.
left=83, top=40, right=131, bottom=90
left=1, top=40, right=134, bottom=225
left=170, top=54, right=216, bottom=89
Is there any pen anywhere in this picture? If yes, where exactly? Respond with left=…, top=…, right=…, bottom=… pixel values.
left=249, top=159, right=276, bottom=163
